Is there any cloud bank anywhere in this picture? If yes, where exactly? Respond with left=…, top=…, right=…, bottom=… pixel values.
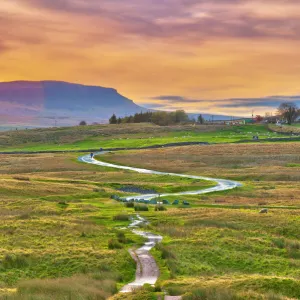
left=1, top=0, right=300, bottom=115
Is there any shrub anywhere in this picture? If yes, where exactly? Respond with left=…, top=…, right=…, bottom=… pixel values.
left=134, top=204, right=149, bottom=211
left=113, top=214, right=129, bottom=221
left=156, top=244, right=175, bottom=260
left=155, top=205, right=167, bottom=211
left=2, top=254, right=30, bottom=269
left=124, top=202, right=134, bottom=208
left=108, top=239, right=123, bottom=249
left=116, top=231, right=127, bottom=244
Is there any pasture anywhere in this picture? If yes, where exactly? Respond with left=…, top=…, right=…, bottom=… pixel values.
left=0, top=138, right=299, bottom=299
left=0, top=123, right=282, bottom=152
left=102, top=143, right=300, bottom=299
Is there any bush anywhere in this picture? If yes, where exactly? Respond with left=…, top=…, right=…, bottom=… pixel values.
left=155, top=205, right=167, bottom=211
left=116, top=231, right=127, bottom=244
left=156, top=244, right=175, bottom=260
left=134, top=204, right=149, bottom=211
left=108, top=239, right=123, bottom=249
left=113, top=214, right=129, bottom=221
left=124, top=202, right=134, bottom=208
left=2, top=254, right=30, bottom=269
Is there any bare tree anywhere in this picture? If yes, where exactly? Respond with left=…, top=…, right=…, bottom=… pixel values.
left=277, top=102, right=299, bottom=125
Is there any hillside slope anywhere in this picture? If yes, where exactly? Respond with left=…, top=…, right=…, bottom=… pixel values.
left=0, top=81, right=146, bottom=126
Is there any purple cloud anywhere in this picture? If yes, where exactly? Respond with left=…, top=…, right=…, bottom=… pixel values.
left=149, top=94, right=300, bottom=109
left=16, top=0, right=300, bottom=42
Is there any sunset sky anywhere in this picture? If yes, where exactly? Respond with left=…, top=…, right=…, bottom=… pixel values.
left=1, top=0, right=300, bottom=116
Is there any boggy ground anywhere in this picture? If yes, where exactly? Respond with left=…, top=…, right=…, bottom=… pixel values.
left=101, top=143, right=300, bottom=299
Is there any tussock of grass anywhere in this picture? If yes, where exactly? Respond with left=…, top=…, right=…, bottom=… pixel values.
left=134, top=204, right=149, bottom=211
left=113, top=214, right=130, bottom=221
left=7, top=274, right=117, bottom=300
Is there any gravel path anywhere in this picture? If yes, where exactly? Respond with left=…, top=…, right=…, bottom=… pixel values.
left=79, top=152, right=241, bottom=297
left=120, top=215, right=162, bottom=292
left=79, top=152, right=241, bottom=201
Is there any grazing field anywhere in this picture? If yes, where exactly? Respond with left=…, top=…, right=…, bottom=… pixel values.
left=0, top=153, right=214, bottom=299
left=0, top=123, right=282, bottom=152
left=1, top=140, right=300, bottom=299
left=269, top=124, right=300, bottom=135
left=100, top=143, right=300, bottom=299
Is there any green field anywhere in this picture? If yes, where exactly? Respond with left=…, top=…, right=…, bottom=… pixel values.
left=0, top=125, right=299, bottom=299
left=0, top=123, right=283, bottom=152
left=103, top=143, right=300, bottom=300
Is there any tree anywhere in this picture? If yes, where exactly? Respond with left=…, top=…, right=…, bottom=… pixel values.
left=79, top=120, right=87, bottom=126
left=109, top=114, right=117, bottom=124
left=173, top=110, right=189, bottom=123
left=277, top=102, right=299, bottom=125
left=197, top=114, right=204, bottom=124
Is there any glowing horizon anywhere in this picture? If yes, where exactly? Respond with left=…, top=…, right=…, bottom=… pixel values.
left=1, top=0, right=300, bottom=116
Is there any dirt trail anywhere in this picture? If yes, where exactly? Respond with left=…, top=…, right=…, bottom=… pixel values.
left=79, top=152, right=241, bottom=297
left=79, top=152, right=241, bottom=201
left=120, top=215, right=162, bottom=293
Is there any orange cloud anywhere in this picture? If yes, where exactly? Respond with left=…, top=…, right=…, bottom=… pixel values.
left=1, top=0, right=300, bottom=116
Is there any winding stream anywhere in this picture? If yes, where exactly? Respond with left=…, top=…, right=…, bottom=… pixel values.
left=79, top=152, right=241, bottom=293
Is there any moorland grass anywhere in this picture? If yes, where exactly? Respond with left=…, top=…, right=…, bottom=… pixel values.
left=1, top=138, right=300, bottom=299
left=0, top=152, right=218, bottom=298
left=0, top=124, right=281, bottom=152
left=101, top=144, right=300, bottom=299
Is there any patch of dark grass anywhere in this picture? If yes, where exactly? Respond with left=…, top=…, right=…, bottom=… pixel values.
left=134, top=204, right=149, bottom=211
left=124, top=202, right=134, bottom=208
left=113, top=214, right=129, bottom=221
left=1, top=254, right=31, bottom=270
left=108, top=239, right=123, bottom=249
left=155, top=205, right=167, bottom=211
left=12, top=176, right=30, bottom=181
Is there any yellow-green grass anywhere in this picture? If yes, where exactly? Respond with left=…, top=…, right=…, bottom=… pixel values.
left=99, top=143, right=300, bottom=299
left=269, top=124, right=300, bottom=135
left=0, top=152, right=218, bottom=299
left=142, top=207, right=300, bottom=299
left=1, top=140, right=300, bottom=299
left=0, top=123, right=282, bottom=152
left=101, top=143, right=300, bottom=207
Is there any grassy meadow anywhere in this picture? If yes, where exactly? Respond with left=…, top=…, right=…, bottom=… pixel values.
left=0, top=123, right=284, bottom=152
left=101, top=143, right=300, bottom=299
left=0, top=125, right=300, bottom=299
left=0, top=152, right=216, bottom=299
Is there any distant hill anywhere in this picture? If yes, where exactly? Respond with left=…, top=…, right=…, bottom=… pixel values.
left=0, top=81, right=147, bottom=127
left=0, top=80, right=238, bottom=128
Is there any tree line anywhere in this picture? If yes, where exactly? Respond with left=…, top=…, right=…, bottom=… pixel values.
left=109, top=110, right=201, bottom=126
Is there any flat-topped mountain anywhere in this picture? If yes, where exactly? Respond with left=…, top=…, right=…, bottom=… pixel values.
left=0, top=81, right=146, bottom=126
left=0, top=80, right=238, bottom=129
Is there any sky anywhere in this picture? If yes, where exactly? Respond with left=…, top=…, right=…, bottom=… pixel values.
left=1, top=0, right=300, bottom=116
